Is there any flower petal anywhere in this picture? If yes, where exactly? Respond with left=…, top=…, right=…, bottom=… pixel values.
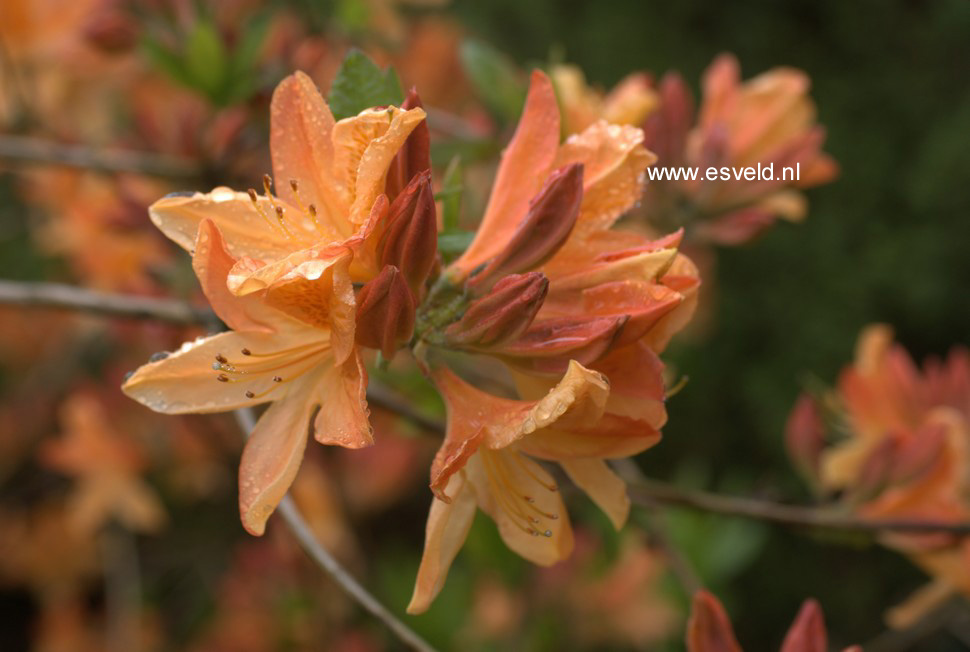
left=331, top=105, right=427, bottom=226
left=407, top=471, right=477, bottom=614
left=122, top=329, right=325, bottom=414
left=687, top=590, right=743, bottom=652
left=192, top=219, right=279, bottom=333
left=238, top=378, right=317, bottom=535
left=468, top=449, right=573, bottom=566
left=312, top=349, right=373, bottom=448
left=149, top=189, right=313, bottom=260
left=560, top=458, right=630, bottom=529
left=454, top=70, right=561, bottom=275
left=552, top=120, right=655, bottom=238
left=269, top=71, right=345, bottom=233
left=520, top=413, right=660, bottom=461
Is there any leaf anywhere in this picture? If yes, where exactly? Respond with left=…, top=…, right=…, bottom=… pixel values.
left=327, top=49, right=405, bottom=120
left=184, top=21, right=228, bottom=101
left=437, top=231, right=476, bottom=262
left=460, top=40, right=527, bottom=124
left=437, top=156, right=463, bottom=232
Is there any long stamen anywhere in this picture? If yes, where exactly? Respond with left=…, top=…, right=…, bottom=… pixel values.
left=289, top=178, right=323, bottom=232
left=248, top=187, right=288, bottom=237
left=482, top=453, right=539, bottom=535
left=512, top=453, right=559, bottom=493
left=482, top=452, right=555, bottom=537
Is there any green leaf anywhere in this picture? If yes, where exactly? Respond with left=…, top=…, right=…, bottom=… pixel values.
left=437, top=231, right=476, bottom=262
left=438, top=156, right=463, bottom=232
left=460, top=39, right=527, bottom=124
left=327, top=49, right=404, bottom=120
left=183, top=21, right=228, bottom=101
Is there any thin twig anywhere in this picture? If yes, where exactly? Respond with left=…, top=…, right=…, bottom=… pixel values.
left=233, top=409, right=438, bottom=652
left=0, top=280, right=214, bottom=326
left=0, top=135, right=201, bottom=179
left=627, top=480, right=970, bottom=535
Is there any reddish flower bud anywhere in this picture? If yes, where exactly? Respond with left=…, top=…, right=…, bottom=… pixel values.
left=83, top=8, right=139, bottom=54
left=468, top=163, right=584, bottom=292
left=779, top=600, right=828, bottom=652
left=497, top=314, right=628, bottom=374
left=355, top=266, right=416, bottom=360
left=687, top=591, right=742, bottom=652
left=444, top=272, right=549, bottom=348
left=385, top=88, right=431, bottom=201
left=785, top=394, right=826, bottom=482
left=379, top=170, right=438, bottom=295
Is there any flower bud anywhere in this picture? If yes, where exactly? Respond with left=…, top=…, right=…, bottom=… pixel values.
left=468, top=163, right=583, bottom=292
left=379, top=170, right=438, bottom=295
left=445, top=272, right=549, bottom=348
left=784, top=393, right=825, bottom=482
left=385, top=88, right=431, bottom=201
left=355, top=266, right=416, bottom=360
left=83, top=7, right=139, bottom=54
left=498, top=314, right=628, bottom=374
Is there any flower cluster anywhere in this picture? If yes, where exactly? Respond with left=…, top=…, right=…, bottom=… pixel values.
left=122, top=67, right=699, bottom=609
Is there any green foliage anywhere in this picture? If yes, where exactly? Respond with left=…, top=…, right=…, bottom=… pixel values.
left=460, top=40, right=527, bottom=125
left=143, top=14, right=269, bottom=107
left=327, top=49, right=405, bottom=120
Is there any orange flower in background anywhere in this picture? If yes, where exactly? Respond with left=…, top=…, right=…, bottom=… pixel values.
left=408, top=70, right=699, bottom=613
left=687, top=590, right=859, bottom=652
left=788, top=324, right=970, bottom=625
left=551, top=64, right=658, bottom=136
left=40, top=389, right=166, bottom=534
left=641, top=53, right=837, bottom=245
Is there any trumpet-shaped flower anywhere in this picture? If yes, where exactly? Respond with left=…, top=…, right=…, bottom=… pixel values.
left=408, top=70, right=699, bottom=612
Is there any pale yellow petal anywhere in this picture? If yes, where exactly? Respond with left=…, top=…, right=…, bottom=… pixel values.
left=407, top=472, right=477, bottom=614
left=238, top=379, right=317, bottom=535
left=560, top=458, right=630, bottom=529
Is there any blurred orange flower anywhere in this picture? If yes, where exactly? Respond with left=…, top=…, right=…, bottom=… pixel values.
left=789, top=324, right=970, bottom=625
left=687, top=590, right=859, bottom=652
left=642, top=53, right=837, bottom=245
left=551, top=64, right=657, bottom=136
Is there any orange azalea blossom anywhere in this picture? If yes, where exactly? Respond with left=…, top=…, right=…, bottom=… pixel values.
left=40, top=389, right=166, bottom=535
left=124, top=72, right=430, bottom=535
left=407, top=70, right=699, bottom=613
left=787, top=324, right=970, bottom=625
left=687, top=590, right=859, bottom=652
left=551, top=64, right=658, bottom=136
left=641, top=53, right=838, bottom=245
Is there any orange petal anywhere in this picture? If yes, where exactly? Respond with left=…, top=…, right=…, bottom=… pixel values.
left=430, top=362, right=608, bottom=496
left=331, top=105, right=427, bottom=226
left=269, top=71, right=342, bottom=230
left=312, top=349, right=373, bottom=449
left=238, top=378, right=318, bottom=535
left=552, top=120, right=655, bottom=238
left=591, top=342, right=667, bottom=428
left=407, top=472, right=477, bottom=614
left=687, top=590, right=743, bottom=652
left=149, top=188, right=318, bottom=260
left=560, top=458, right=630, bottom=529
left=122, top=329, right=326, bottom=414
left=192, top=219, right=278, bottom=333
left=520, top=413, right=660, bottom=461
left=779, top=599, right=827, bottom=652
left=467, top=449, right=573, bottom=566
left=454, top=70, right=561, bottom=275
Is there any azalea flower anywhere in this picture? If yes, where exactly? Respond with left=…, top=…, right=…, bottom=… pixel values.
left=787, top=324, right=970, bottom=626
left=123, top=72, right=431, bottom=535
left=641, top=53, right=838, bottom=245
left=551, top=64, right=658, bottom=136
left=40, top=389, right=166, bottom=535
left=407, top=70, right=699, bottom=612
left=687, top=590, right=859, bottom=652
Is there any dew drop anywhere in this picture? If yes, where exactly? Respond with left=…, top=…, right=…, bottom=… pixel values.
left=149, top=351, right=170, bottom=362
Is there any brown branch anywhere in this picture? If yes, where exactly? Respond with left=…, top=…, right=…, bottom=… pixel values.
left=627, top=479, right=970, bottom=535
left=233, top=409, right=438, bottom=652
left=0, top=280, right=214, bottom=326
left=0, top=134, right=202, bottom=180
